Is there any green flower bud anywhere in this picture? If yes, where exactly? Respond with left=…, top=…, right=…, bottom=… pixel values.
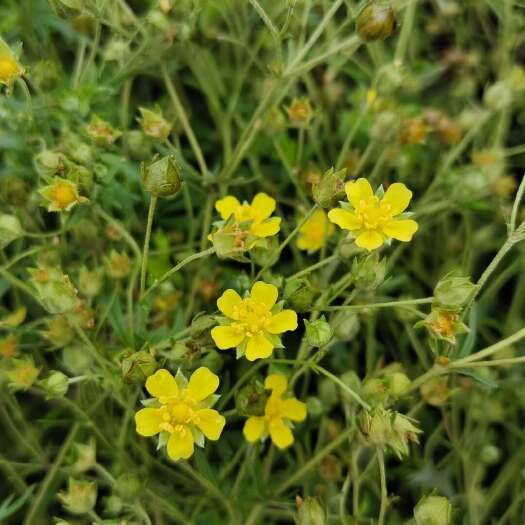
left=86, top=115, right=121, bottom=146
left=304, top=316, right=332, bottom=347
left=312, top=167, right=346, bottom=208
left=332, top=311, right=360, bottom=341
left=66, top=162, right=93, bottom=193
left=296, top=497, right=326, bottom=525
left=235, top=380, right=268, bottom=416
left=356, top=2, right=396, bottom=42
left=340, top=371, right=362, bottom=403
left=199, top=350, right=223, bottom=373
left=121, top=350, right=158, bottom=384
left=42, top=316, right=75, bottom=348
left=34, top=150, right=66, bottom=176
left=0, top=214, right=23, bottom=248
left=414, top=494, right=452, bottom=525
left=5, top=358, right=40, bottom=391
left=480, top=444, right=501, bottom=465
left=284, top=277, right=317, bottom=313
left=116, top=473, right=141, bottom=500
left=78, top=266, right=104, bottom=298
left=62, top=345, right=93, bottom=375
left=389, top=412, right=422, bottom=458
left=29, top=266, right=78, bottom=314
left=433, top=274, right=477, bottom=309
left=351, top=253, right=387, bottom=291
left=39, top=370, right=69, bottom=399
left=370, top=110, right=400, bottom=142
left=138, top=107, right=172, bottom=141
left=362, top=378, right=388, bottom=405
left=484, top=81, right=513, bottom=111
left=124, top=130, right=152, bottom=161
left=1, top=176, right=29, bottom=207
left=104, top=494, right=123, bottom=515
left=58, top=478, right=97, bottom=515
left=306, top=396, right=324, bottom=417
left=249, top=236, right=280, bottom=267
left=71, top=438, right=97, bottom=474
left=140, top=155, right=183, bottom=198
left=359, top=408, right=391, bottom=448
left=318, top=377, right=338, bottom=408
left=386, top=372, right=411, bottom=398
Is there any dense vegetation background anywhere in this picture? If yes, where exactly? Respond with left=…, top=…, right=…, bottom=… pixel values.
left=1, top=0, right=525, bottom=523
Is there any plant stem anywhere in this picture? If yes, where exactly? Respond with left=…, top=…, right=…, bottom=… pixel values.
left=140, top=195, right=158, bottom=298
left=377, top=448, right=388, bottom=525
left=316, top=297, right=434, bottom=312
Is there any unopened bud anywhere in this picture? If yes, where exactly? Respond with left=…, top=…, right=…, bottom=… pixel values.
left=141, top=155, right=183, bottom=198
left=414, top=494, right=452, bottom=525
left=0, top=214, right=23, bottom=249
left=284, top=277, right=317, bottom=313
left=312, top=167, right=346, bottom=209
left=235, top=380, right=268, bottom=416
left=357, top=2, right=396, bottom=42
left=304, top=316, right=332, bottom=347
left=296, top=496, right=326, bottom=525
left=434, top=274, right=477, bottom=309
left=121, top=350, right=158, bottom=384
left=39, top=370, right=69, bottom=399
left=58, top=478, right=97, bottom=515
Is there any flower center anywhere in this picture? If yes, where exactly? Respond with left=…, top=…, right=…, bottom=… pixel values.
left=355, top=197, right=393, bottom=230
left=265, top=397, right=284, bottom=422
left=0, top=56, right=20, bottom=82
left=232, top=298, right=272, bottom=337
left=158, top=401, right=196, bottom=433
left=234, top=203, right=253, bottom=223
left=53, top=182, right=77, bottom=208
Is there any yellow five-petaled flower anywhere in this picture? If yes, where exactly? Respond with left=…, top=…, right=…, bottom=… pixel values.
left=0, top=40, right=24, bottom=91
left=328, top=178, right=418, bottom=251
left=244, top=374, right=307, bottom=449
left=215, top=192, right=281, bottom=238
left=296, top=208, right=335, bottom=253
left=135, top=368, right=226, bottom=461
left=211, top=281, right=297, bottom=361
left=39, top=177, right=88, bottom=213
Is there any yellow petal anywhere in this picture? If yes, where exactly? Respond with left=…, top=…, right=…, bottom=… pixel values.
left=381, top=183, right=412, bottom=215
left=250, top=192, right=276, bottom=222
left=282, top=398, right=307, bottom=422
left=217, top=289, right=242, bottom=319
left=345, top=178, right=373, bottom=208
left=167, top=426, right=194, bottom=460
left=135, top=408, right=163, bottom=436
left=243, top=416, right=266, bottom=443
left=195, top=408, right=225, bottom=440
left=145, top=369, right=179, bottom=399
left=215, top=196, right=241, bottom=220
left=250, top=281, right=278, bottom=309
left=245, top=333, right=274, bottom=361
left=264, top=374, right=288, bottom=396
left=355, top=230, right=384, bottom=251
left=267, top=310, right=298, bottom=334
left=211, top=325, right=245, bottom=349
left=269, top=418, right=294, bottom=449
left=188, top=367, right=220, bottom=401
left=382, top=219, right=418, bottom=241
left=250, top=217, right=281, bottom=237
left=328, top=209, right=361, bottom=231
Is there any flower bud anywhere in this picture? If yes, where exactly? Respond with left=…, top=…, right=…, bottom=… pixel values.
left=116, top=473, right=141, bottom=500
left=141, top=155, right=183, bottom=198
left=78, top=266, right=104, bottom=298
left=433, top=274, right=477, bottom=309
left=286, top=97, right=313, bottom=127
left=319, top=454, right=342, bottom=483
left=121, top=350, right=158, bottom=384
left=312, top=167, right=346, bottom=208
left=420, top=377, right=450, bottom=407
left=71, top=439, right=97, bottom=473
left=86, top=115, right=121, bottom=146
left=422, top=308, right=467, bottom=345
left=0, top=307, right=26, bottom=329
left=124, top=130, right=152, bottom=160
left=34, top=150, right=66, bottom=177
left=304, top=316, right=332, bottom=347
left=414, top=494, right=452, bottom=525
left=58, top=478, right=97, bottom=515
left=42, top=316, right=75, bottom=347
left=62, top=345, right=93, bottom=375
left=5, top=358, right=40, bottom=391
left=0, top=214, right=23, bottom=249
left=390, top=412, right=422, bottom=458
left=357, top=2, right=396, bottom=42
left=318, top=378, right=338, bottom=408
left=235, top=380, right=268, bottom=416
left=249, top=236, right=280, bottom=268
left=351, top=253, right=387, bottom=291
left=284, top=277, right=317, bottom=313
left=0, top=39, right=25, bottom=92
left=480, top=444, right=501, bottom=465
left=105, top=250, right=131, bottom=280
left=340, top=371, right=362, bottom=404
left=386, top=372, right=411, bottom=398
left=0, top=335, right=17, bottom=358
left=29, top=266, right=78, bottom=314
left=138, top=107, right=172, bottom=141
left=332, top=311, right=360, bottom=341
left=362, top=378, right=388, bottom=406
left=370, top=110, right=400, bottom=142
left=359, top=408, right=391, bottom=448
left=484, top=81, right=512, bottom=111
left=199, top=350, right=223, bottom=374
left=296, top=496, right=326, bottom=525
left=306, top=396, right=324, bottom=417
left=39, top=370, right=69, bottom=399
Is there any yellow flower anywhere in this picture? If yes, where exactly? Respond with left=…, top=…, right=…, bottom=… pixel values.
left=296, top=209, right=335, bottom=253
left=211, top=281, right=298, bottom=361
left=39, top=177, right=88, bottom=212
left=243, top=374, right=307, bottom=449
left=135, top=367, right=226, bottom=461
left=0, top=40, right=24, bottom=91
left=328, top=178, right=418, bottom=252
left=215, top=192, right=281, bottom=239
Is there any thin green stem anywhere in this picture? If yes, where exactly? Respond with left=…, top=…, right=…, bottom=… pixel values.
left=140, top=195, right=158, bottom=298
left=377, top=448, right=388, bottom=525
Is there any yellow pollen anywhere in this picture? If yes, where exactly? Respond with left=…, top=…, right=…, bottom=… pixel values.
left=0, top=56, right=20, bottom=82
left=53, top=182, right=77, bottom=208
